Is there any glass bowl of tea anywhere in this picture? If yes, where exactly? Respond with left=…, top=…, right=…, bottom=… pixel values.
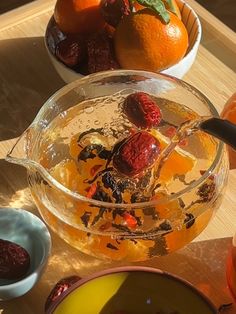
left=6, top=70, right=229, bottom=262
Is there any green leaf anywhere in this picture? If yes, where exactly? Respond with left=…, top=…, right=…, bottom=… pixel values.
left=164, top=0, right=178, bottom=15
left=135, top=0, right=170, bottom=23
left=165, top=0, right=174, bottom=9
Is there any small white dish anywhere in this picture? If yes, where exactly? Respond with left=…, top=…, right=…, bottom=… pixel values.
left=44, top=0, right=202, bottom=82
left=0, top=207, right=51, bottom=300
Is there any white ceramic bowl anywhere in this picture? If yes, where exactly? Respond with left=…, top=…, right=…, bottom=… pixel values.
left=0, top=207, right=51, bottom=300
left=45, top=0, right=202, bottom=83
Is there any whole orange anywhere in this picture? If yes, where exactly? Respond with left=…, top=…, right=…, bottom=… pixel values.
left=54, top=0, right=105, bottom=34
left=114, top=9, right=188, bottom=72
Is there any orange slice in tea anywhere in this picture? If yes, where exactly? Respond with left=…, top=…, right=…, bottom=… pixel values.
left=50, top=159, right=81, bottom=192
left=165, top=207, right=214, bottom=253
left=69, top=133, right=108, bottom=187
left=151, top=130, right=196, bottom=182
left=69, top=134, right=81, bottom=160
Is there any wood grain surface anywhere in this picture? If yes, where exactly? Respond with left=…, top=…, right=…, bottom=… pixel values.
left=0, top=0, right=235, bottom=313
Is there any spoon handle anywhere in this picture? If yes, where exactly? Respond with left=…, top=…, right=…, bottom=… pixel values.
left=200, top=118, right=236, bottom=150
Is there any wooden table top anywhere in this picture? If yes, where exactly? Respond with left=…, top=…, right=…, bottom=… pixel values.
left=0, top=0, right=236, bottom=313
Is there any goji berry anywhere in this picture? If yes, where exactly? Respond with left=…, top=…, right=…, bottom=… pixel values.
left=123, top=212, right=137, bottom=229
left=86, top=183, right=97, bottom=198
left=113, top=131, right=160, bottom=177
left=123, top=92, right=162, bottom=129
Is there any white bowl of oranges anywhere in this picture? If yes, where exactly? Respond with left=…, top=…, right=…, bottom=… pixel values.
left=45, top=0, right=202, bottom=83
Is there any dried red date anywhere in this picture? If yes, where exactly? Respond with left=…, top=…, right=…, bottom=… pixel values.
left=55, top=36, right=85, bottom=67
left=124, top=92, right=162, bottom=129
left=45, top=275, right=81, bottom=311
left=100, top=0, right=131, bottom=27
left=0, top=239, right=30, bottom=280
left=87, top=32, right=120, bottom=74
left=113, top=131, right=160, bottom=177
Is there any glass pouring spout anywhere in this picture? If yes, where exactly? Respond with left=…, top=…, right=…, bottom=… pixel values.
left=5, top=126, right=42, bottom=172
left=4, top=125, right=63, bottom=195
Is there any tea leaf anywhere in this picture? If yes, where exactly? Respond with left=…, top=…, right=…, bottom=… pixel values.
left=106, top=243, right=119, bottom=250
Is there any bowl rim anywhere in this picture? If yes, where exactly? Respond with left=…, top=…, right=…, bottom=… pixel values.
left=44, top=0, right=202, bottom=78
left=46, top=266, right=218, bottom=314
left=0, top=207, right=51, bottom=290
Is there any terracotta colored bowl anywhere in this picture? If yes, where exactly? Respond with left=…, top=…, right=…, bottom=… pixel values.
left=46, top=266, right=217, bottom=314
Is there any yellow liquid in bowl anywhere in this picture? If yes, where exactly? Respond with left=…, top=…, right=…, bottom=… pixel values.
left=53, top=272, right=216, bottom=314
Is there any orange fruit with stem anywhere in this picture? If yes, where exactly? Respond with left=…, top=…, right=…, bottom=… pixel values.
left=114, top=9, right=188, bottom=72
left=54, top=0, right=105, bottom=34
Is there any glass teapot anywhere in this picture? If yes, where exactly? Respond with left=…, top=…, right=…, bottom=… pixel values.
left=5, top=70, right=229, bottom=262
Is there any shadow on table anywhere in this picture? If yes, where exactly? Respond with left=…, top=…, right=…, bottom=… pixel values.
left=0, top=36, right=64, bottom=141
left=0, top=36, right=64, bottom=207
left=0, top=1, right=35, bottom=15
left=196, top=0, right=236, bottom=32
